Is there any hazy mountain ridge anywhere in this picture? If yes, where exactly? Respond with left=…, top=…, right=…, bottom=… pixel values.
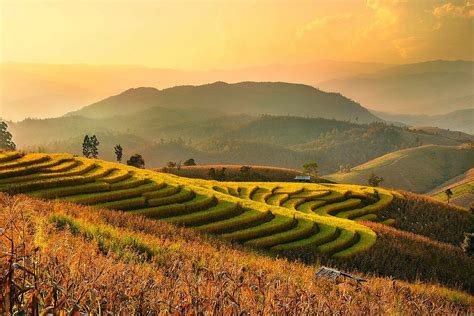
left=1, top=61, right=391, bottom=121
left=69, top=81, right=381, bottom=123
left=373, top=108, right=474, bottom=134
left=318, top=60, right=474, bottom=115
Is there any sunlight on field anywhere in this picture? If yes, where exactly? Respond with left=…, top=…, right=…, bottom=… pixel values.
left=0, top=151, right=405, bottom=258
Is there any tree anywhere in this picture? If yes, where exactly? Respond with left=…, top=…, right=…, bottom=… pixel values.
left=445, top=188, right=453, bottom=204
left=0, top=121, right=16, bottom=150
left=167, top=161, right=177, bottom=168
left=368, top=173, right=384, bottom=187
left=183, top=158, right=196, bottom=166
left=89, top=135, right=100, bottom=158
left=127, top=154, right=145, bottom=168
left=114, top=144, right=123, bottom=163
left=302, top=161, right=318, bottom=178
left=82, top=135, right=91, bottom=158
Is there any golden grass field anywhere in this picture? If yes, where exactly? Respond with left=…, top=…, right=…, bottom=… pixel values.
left=0, top=151, right=473, bottom=313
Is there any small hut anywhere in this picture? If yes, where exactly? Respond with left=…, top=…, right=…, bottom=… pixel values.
left=294, top=175, right=311, bottom=183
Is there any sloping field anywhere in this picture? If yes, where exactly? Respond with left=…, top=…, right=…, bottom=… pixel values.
left=430, top=168, right=474, bottom=209
left=2, top=194, right=473, bottom=314
left=325, top=145, right=474, bottom=193
left=0, top=151, right=404, bottom=258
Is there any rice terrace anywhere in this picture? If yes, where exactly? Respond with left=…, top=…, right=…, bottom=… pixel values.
left=0, top=151, right=399, bottom=258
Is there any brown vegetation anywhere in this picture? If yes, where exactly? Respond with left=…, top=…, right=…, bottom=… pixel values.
left=380, top=192, right=473, bottom=245
left=159, top=164, right=304, bottom=182
left=323, top=222, right=474, bottom=293
left=1, top=193, right=473, bottom=314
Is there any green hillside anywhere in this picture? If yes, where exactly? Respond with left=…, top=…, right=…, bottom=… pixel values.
left=325, top=145, right=474, bottom=193
left=0, top=151, right=409, bottom=259
left=67, top=81, right=381, bottom=123
left=430, top=168, right=474, bottom=209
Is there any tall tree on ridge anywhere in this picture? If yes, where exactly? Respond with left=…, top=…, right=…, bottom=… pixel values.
left=114, top=144, right=123, bottom=163
left=89, top=135, right=100, bottom=158
left=0, top=121, right=16, bottom=150
left=82, top=135, right=91, bottom=158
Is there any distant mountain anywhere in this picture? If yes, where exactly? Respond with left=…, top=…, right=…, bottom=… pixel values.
left=68, top=82, right=381, bottom=123
left=319, top=60, right=474, bottom=114
left=0, top=61, right=391, bottom=121
left=9, top=106, right=224, bottom=146
left=325, top=145, right=474, bottom=193
left=372, top=108, right=474, bottom=134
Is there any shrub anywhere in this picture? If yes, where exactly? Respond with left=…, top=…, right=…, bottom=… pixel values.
left=368, top=173, right=384, bottom=187
left=183, top=158, right=196, bottom=166
left=127, top=154, right=145, bottom=168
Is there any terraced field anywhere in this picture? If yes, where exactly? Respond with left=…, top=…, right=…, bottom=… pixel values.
left=0, top=151, right=402, bottom=258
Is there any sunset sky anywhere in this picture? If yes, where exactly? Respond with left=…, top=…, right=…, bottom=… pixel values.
left=1, top=0, right=473, bottom=69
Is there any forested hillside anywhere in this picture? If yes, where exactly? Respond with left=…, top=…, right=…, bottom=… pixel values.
left=10, top=115, right=471, bottom=175
left=67, top=82, right=381, bottom=123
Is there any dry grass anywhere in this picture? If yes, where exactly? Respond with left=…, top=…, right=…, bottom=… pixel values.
left=1, top=193, right=473, bottom=314
left=380, top=192, right=473, bottom=245
left=320, top=222, right=474, bottom=293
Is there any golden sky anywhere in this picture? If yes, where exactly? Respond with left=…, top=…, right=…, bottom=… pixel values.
left=1, top=0, right=473, bottom=69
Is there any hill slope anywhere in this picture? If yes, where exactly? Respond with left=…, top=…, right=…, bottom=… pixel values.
left=430, top=168, right=474, bottom=209
left=319, top=60, right=474, bottom=114
left=0, top=151, right=403, bottom=259
left=10, top=115, right=471, bottom=174
left=67, top=82, right=381, bottom=123
left=2, top=193, right=473, bottom=313
left=325, top=145, right=474, bottom=193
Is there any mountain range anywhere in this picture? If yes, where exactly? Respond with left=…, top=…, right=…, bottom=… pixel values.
left=319, top=60, right=473, bottom=115
left=372, top=108, right=474, bottom=134
left=68, top=81, right=380, bottom=123
left=8, top=84, right=472, bottom=181
left=0, top=61, right=390, bottom=121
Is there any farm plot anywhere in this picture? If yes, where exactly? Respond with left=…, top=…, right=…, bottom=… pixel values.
left=215, top=183, right=397, bottom=223
left=0, top=152, right=400, bottom=258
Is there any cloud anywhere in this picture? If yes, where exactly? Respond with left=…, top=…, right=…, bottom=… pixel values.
left=297, top=14, right=355, bottom=38
left=432, top=1, right=474, bottom=18
left=296, top=0, right=473, bottom=62
left=391, top=36, right=421, bottom=58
